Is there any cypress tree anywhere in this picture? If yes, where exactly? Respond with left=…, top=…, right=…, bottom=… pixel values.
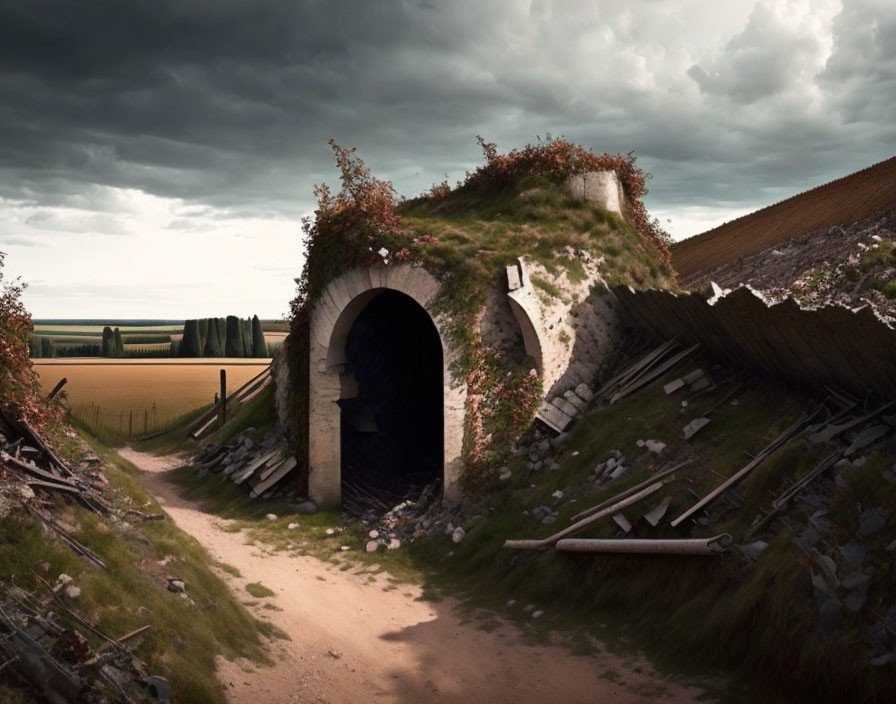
left=240, top=318, right=251, bottom=358
left=198, top=318, right=209, bottom=354
left=251, top=315, right=267, bottom=357
left=113, top=328, right=124, bottom=357
left=216, top=317, right=226, bottom=351
left=225, top=316, right=242, bottom=357
left=181, top=319, right=201, bottom=357
left=101, top=326, right=114, bottom=357
left=203, top=318, right=223, bottom=357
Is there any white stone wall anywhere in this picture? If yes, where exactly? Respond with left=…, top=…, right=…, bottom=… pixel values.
left=564, top=170, right=625, bottom=217
left=507, top=255, right=620, bottom=399
left=307, top=264, right=466, bottom=507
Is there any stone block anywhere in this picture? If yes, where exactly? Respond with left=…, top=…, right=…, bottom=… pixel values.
left=506, top=264, right=522, bottom=291
left=537, top=401, right=573, bottom=433
left=551, top=397, right=580, bottom=418
left=574, top=383, right=594, bottom=402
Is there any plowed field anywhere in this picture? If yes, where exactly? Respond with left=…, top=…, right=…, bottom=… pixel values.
left=672, top=155, right=896, bottom=281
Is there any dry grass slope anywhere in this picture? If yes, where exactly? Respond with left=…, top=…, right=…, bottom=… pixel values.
left=672, top=155, right=896, bottom=280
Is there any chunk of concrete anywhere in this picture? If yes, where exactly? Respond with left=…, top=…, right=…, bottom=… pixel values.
left=683, top=417, right=711, bottom=440
left=574, top=383, right=594, bottom=402
left=643, top=496, right=672, bottom=527
left=563, top=390, right=586, bottom=413
left=689, top=376, right=713, bottom=392
left=645, top=439, right=666, bottom=454
left=612, top=513, right=632, bottom=533
left=682, top=369, right=705, bottom=385
left=506, top=264, right=522, bottom=291
left=663, top=378, right=685, bottom=395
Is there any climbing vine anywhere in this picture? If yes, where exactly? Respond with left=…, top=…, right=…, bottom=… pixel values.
left=287, top=136, right=672, bottom=492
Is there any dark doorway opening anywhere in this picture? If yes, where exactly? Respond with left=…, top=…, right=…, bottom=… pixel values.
left=339, top=290, right=443, bottom=514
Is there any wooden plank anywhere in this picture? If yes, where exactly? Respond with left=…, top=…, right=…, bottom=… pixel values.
left=249, top=456, right=297, bottom=498
left=610, top=343, right=700, bottom=404
left=189, top=414, right=219, bottom=440
left=238, top=376, right=272, bottom=405
left=232, top=448, right=281, bottom=486
left=670, top=408, right=821, bottom=527
left=503, top=482, right=664, bottom=550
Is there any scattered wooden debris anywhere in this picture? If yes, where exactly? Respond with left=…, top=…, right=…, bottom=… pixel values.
left=504, top=481, right=664, bottom=550
left=570, top=460, right=690, bottom=523
left=185, top=365, right=272, bottom=439
left=670, top=408, right=822, bottom=528
left=609, top=344, right=701, bottom=404
left=809, top=400, right=896, bottom=444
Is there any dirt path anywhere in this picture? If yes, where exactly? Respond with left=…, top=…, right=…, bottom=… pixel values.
left=121, top=447, right=713, bottom=704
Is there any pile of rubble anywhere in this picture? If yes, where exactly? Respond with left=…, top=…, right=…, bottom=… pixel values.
left=0, top=413, right=169, bottom=703
left=354, top=480, right=465, bottom=550
left=189, top=428, right=303, bottom=502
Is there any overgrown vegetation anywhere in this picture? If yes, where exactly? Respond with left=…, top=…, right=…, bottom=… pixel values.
left=286, top=137, right=676, bottom=487
left=0, top=251, right=63, bottom=428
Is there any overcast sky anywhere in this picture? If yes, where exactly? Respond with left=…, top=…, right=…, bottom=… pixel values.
left=1, top=0, right=893, bottom=319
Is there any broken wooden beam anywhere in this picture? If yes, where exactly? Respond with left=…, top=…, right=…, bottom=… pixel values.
left=670, top=408, right=821, bottom=528
left=555, top=534, right=732, bottom=556
left=504, top=481, right=664, bottom=550
left=249, top=456, right=297, bottom=499
left=610, top=344, right=701, bottom=404
left=570, top=460, right=690, bottom=523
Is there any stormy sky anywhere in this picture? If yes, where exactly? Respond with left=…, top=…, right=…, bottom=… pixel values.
left=0, top=0, right=893, bottom=318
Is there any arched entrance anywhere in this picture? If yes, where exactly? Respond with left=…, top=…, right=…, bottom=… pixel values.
left=339, top=290, right=443, bottom=511
left=307, top=265, right=465, bottom=508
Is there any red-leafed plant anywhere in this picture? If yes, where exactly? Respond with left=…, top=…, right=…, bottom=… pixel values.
left=0, top=252, right=62, bottom=428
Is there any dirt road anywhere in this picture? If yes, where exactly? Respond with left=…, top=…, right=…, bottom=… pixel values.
left=121, top=447, right=712, bottom=704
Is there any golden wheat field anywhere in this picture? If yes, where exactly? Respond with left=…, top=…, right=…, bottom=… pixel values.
left=34, top=359, right=270, bottom=435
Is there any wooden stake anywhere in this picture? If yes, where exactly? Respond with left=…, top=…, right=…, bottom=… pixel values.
left=219, top=369, right=227, bottom=427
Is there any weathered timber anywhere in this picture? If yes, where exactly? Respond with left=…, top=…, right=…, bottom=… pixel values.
left=249, top=456, right=297, bottom=498
left=610, top=344, right=701, bottom=404
left=809, top=401, right=896, bottom=444
left=595, top=338, right=680, bottom=399
left=26, top=505, right=108, bottom=571
left=669, top=408, right=821, bottom=527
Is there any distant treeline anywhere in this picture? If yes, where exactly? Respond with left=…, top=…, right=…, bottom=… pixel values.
left=30, top=316, right=278, bottom=359
left=33, top=319, right=184, bottom=326
left=172, top=315, right=271, bottom=358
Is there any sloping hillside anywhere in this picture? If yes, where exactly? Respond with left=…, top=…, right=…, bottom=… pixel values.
left=673, top=156, right=896, bottom=281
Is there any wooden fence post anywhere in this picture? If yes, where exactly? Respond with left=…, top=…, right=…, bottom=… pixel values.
left=219, top=369, right=227, bottom=428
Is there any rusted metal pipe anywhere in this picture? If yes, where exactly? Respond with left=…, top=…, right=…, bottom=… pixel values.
left=555, top=533, right=733, bottom=556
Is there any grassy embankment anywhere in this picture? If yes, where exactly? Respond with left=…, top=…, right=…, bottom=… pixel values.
left=164, top=363, right=895, bottom=703
left=0, top=422, right=286, bottom=704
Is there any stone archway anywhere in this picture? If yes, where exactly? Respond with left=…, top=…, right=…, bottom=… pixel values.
left=307, top=265, right=466, bottom=507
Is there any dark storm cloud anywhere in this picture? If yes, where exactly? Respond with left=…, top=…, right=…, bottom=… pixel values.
left=1, top=0, right=894, bottom=234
